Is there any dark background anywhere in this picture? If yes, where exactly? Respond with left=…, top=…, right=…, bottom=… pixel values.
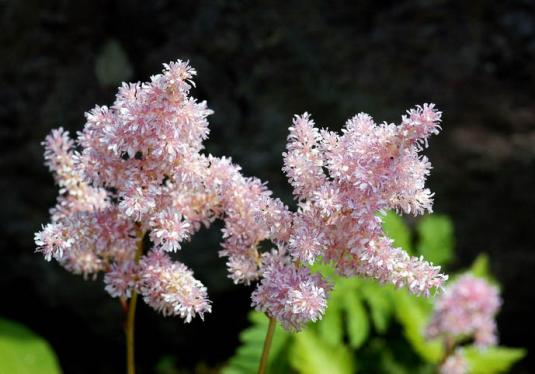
left=1, top=0, right=534, bottom=373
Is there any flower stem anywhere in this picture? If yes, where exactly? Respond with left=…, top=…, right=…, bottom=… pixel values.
left=258, top=316, right=277, bottom=374
left=440, top=335, right=456, bottom=365
left=126, top=227, right=144, bottom=374
left=126, top=290, right=138, bottom=374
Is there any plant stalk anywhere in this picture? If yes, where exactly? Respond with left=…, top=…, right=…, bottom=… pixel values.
left=258, top=316, right=277, bottom=374
left=126, top=227, right=144, bottom=374
left=126, top=290, right=138, bottom=374
left=440, top=335, right=457, bottom=366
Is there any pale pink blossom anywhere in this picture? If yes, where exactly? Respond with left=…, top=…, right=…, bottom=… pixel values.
left=34, top=223, right=73, bottom=261
left=226, top=255, right=261, bottom=285
left=278, top=105, right=447, bottom=298
left=138, top=251, right=211, bottom=322
left=287, top=214, right=326, bottom=265
left=209, top=156, right=287, bottom=285
left=440, top=349, right=468, bottom=374
left=252, top=249, right=331, bottom=331
left=35, top=61, right=216, bottom=323
left=104, top=261, right=139, bottom=299
left=282, top=113, right=326, bottom=200
left=77, top=61, right=212, bottom=220
left=36, top=59, right=448, bottom=330
left=426, top=275, right=501, bottom=347
left=400, top=103, right=442, bottom=148
left=42, top=128, right=108, bottom=221
left=149, top=208, right=192, bottom=252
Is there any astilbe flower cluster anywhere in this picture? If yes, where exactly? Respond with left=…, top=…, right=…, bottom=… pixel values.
left=252, top=105, right=448, bottom=329
left=426, top=275, right=501, bottom=374
left=36, top=61, right=216, bottom=321
left=426, top=274, right=501, bottom=347
left=36, top=59, right=447, bottom=331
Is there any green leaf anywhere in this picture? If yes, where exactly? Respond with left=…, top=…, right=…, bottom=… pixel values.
left=416, top=215, right=454, bottom=265
left=154, top=355, right=180, bottom=374
left=463, top=346, right=526, bottom=374
left=290, top=329, right=355, bottom=374
left=223, top=312, right=291, bottom=374
left=0, top=318, right=61, bottom=374
left=468, top=254, right=498, bottom=285
left=361, top=281, right=392, bottom=333
left=268, top=338, right=293, bottom=374
left=470, top=254, right=489, bottom=277
left=316, top=273, right=361, bottom=346
left=392, top=291, right=442, bottom=363
left=95, top=39, right=134, bottom=87
left=318, top=291, right=344, bottom=345
left=343, top=291, right=369, bottom=349
left=311, top=260, right=338, bottom=279
left=382, top=211, right=413, bottom=254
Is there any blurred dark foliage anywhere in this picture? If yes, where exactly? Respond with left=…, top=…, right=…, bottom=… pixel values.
left=1, top=0, right=534, bottom=373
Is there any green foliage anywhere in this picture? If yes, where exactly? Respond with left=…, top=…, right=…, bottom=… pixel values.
left=225, top=212, right=525, bottom=373
left=343, top=291, right=369, bottom=349
left=222, top=313, right=291, bottom=374
left=359, top=338, right=436, bottom=374
left=290, top=329, right=355, bottom=374
left=468, top=253, right=499, bottom=286
left=392, top=290, right=442, bottom=363
left=416, top=215, right=454, bottom=265
left=360, top=282, right=392, bottom=333
left=317, top=290, right=344, bottom=345
left=0, top=318, right=61, bottom=374
left=314, top=269, right=374, bottom=348
left=154, top=355, right=178, bottom=374
left=382, top=211, right=413, bottom=255
left=464, top=346, right=526, bottom=374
